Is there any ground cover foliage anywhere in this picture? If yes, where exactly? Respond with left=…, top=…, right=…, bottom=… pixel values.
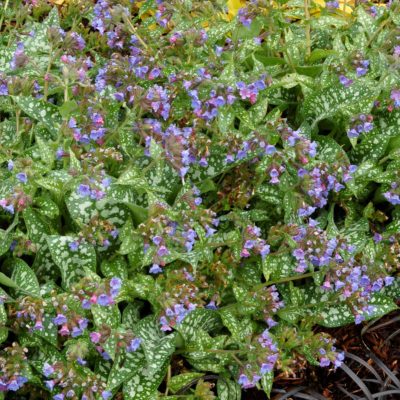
left=0, top=0, right=400, bottom=398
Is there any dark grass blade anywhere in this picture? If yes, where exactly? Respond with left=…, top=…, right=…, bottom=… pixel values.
left=368, top=353, right=400, bottom=389
left=370, top=390, right=400, bottom=398
left=344, top=352, right=384, bottom=386
left=364, top=315, right=400, bottom=333
left=384, top=327, right=400, bottom=344
left=339, top=363, right=374, bottom=400
left=273, top=386, right=306, bottom=399
left=337, top=383, right=362, bottom=399
left=304, top=390, right=329, bottom=400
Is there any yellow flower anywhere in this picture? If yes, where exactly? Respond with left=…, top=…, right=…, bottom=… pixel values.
left=227, top=0, right=247, bottom=20
left=312, top=0, right=355, bottom=15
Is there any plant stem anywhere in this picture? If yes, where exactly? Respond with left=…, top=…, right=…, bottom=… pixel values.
left=304, top=0, right=311, bottom=57
left=122, top=13, right=150, bottom=51
left=254, top=271, right=317, bottom=292
left=367, top=4, right=399, bottom=48
left=165, top=365, right=171, bottom=396
left=0, top=0, right=10, bottom=32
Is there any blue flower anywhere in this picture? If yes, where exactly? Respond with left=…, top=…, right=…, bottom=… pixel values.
left=97, top=294, right=110, bottom=306
left=43, top=362, right=54, bottom=377
left=69, top=241, right=79, bottom=252
left=127, top=337, right=142, bottom=352
left=77, top=184, right=91, bottom=197
left=102, top=391, right=112, bottom=400
left=16, top=172, right=27, bottom=184
left=53, top=314, right=67, bottom=325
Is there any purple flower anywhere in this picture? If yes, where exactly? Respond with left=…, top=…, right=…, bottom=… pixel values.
left=149, top=264, right=162, bottom=274
left=355, top=314, right=365, bottom=324
left=43, top=362, right=54, bottom=377
left=110, top=277, right=122, bottom=290
left=71, top=326, right=84, bottom=337
left=16, top=172, right=27, bottom=184
left=45, top=380, right=55, bottom=390
left=53, top=314, right=67, bottom=325
left=326, top=0, right=339, bottom=8
left=102, top=391, right=113, bottom=400
left=157, top=245, right=169, bottom=257
left=152, top=236, right=163, bottom=246
left=391, top=89, right=400, bottom=107
left=77, top=184, right=91, bottom=197
left=260, top=244, right=270, bottom=258
left=385, top=276, right=395, bottom=286
left=339, top=75, right=353, bottom=87
left=356, top=67, right=368, bottom=77
left=0, top=82, right=8, bottom=96
left=97, top=294, right=111, bottom=306
left=90, top=332, right=101, bottom=343
left=69, top=241, right=79, bottom=252
left=7, top=380, right=20, bottom=391
left=205, top=300, right=218, bottom=310
left=127, top=337, right=142, bottom=352
left=319, top=357, right=331, bottom=367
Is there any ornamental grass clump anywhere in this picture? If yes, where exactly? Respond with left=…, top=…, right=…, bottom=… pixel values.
left=0, top=0, right=399, bottom=398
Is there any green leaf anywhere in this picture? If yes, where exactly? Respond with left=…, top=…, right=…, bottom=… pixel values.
left=34, top=196, right=59, bottom=219
left=107, top=350, right=146, bottom=391
left=0, top=272, right=17, bottom=288
left=36, top=136, right=54, bottom=166
left=318, top=293, right=398, bottom=328
left=91, top=304, right=121, bottom=329
left=123, top=357, right=169, bottom=400
left=66, top=189, right=129, bottom=230
left=23, top=207, right=51, bottom=248
left=33, top=312, right=58, bottom=347
left=262, top=253, right=295, bottom=282
left=0, top=229, right=13, bottom=257
left=135, top=316, right=175, bottom=374
left=46, top=235, right=97, bottom=289
left=11, top=258, right=40, bottom=297
left=302, top=81, right=377, bottom=126
left=219, top=309, right=253, bottom=342
left=59, top=100, right=79, bottom=118
left=261, top=371, right=274, bottom=398
left=168, top=372, right=204, bottom=394
left=175, top=309, right=221, bottom=343
left=13, top=96, right=62, bottom=137
left=101, top=256, right=128, bottom=280
left=0, top=304, right=8, bottom=345
left=217, top=377, right=241, bottom=400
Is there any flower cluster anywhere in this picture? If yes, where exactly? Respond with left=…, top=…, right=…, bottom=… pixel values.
left=160, top=302, right=197, bottom=331
left=138, top=119, right=211, bottom=178
left=9, top=297, right=46, bottom=332
left=0, top=343, right=29, bottom=392
left=347, top=114, right=374, bottom=139
left=72, top=216, right=119, bottom=249
left=42, top=361, right=112, bottom=400
left=238, top=328, right=279, bottom=388
left=89, top=327, right=142, bottom=358
left=70, top=277, right=122, bottom=309
left=384, top=182, right=400, bottom=205
left=240, top=224, right=270, bottom=259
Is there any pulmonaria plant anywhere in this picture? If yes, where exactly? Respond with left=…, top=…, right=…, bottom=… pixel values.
left=0, top=0, right=399, bottom=399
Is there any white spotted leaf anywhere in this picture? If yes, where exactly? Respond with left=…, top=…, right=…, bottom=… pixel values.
left=13, top=96, right=61, bottom=137
left=11, top=258, right=40, bottom=297
left=46, top=235, right=96, bottom=289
